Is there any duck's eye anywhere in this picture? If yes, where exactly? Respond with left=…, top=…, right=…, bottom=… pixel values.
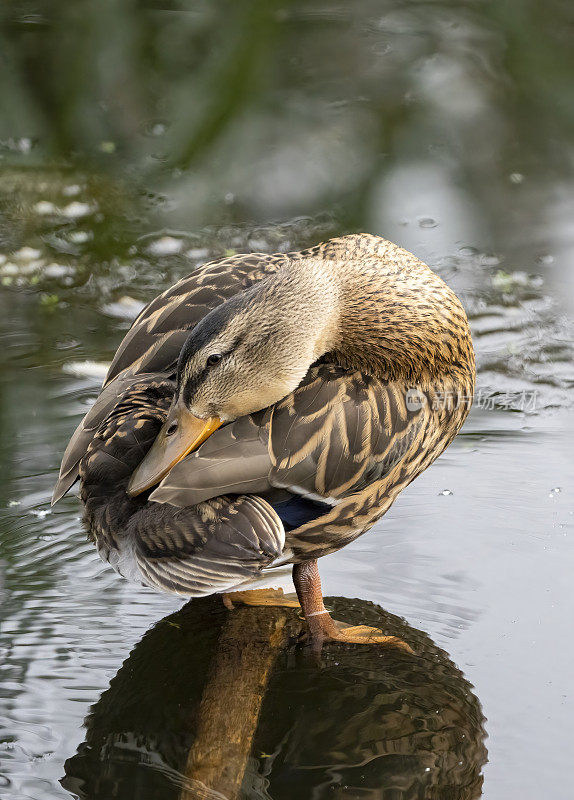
left=206, top=353, right=222, bottom=367
left=166, top=421, right=178, bottom=437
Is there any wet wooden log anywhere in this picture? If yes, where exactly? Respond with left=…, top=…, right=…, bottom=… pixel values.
left=180, top=604, right=301, bottom=800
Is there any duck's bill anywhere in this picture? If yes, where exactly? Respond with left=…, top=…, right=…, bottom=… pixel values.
left=127, top=405, right=221, bottom=496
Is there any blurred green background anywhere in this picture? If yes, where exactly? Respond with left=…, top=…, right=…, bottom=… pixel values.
left=1, top=0, right=574, bottom=267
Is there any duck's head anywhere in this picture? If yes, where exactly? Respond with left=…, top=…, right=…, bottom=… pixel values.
left=127, top=282, right=337, bottom=496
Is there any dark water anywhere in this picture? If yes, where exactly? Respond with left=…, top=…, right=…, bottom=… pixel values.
left=1, top=3, right=573, bottom=799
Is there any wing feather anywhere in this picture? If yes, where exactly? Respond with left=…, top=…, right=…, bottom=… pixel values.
left=52, top=373, right=159, bottom=503
left=267, top=364, right=428, bottom=504
left=53, top=252, right=286, bottom=503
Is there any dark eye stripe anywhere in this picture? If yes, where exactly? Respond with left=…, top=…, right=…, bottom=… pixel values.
left=178, top=335, right=241, bottom=406
left=180, top=348, right=234, bottom=406
left=177, top=295, right=244, bottom=381
left=182, top=364, right=210, bottom=406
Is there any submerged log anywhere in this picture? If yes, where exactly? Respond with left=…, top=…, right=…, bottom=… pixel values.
left=181, top=604, right=301, bottom=800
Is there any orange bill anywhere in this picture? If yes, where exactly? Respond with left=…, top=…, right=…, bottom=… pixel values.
left=127, top=402, right=221, bottom=496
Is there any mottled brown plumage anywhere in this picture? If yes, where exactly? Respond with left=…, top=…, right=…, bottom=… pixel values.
left=53, top=234, right=475, bottom=629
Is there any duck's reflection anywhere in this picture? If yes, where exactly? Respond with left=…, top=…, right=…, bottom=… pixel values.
left=62, top=597, right=487, bottom=800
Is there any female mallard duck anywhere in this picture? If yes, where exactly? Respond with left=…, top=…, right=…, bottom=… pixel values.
left=53, top=234, right=475, bottom=650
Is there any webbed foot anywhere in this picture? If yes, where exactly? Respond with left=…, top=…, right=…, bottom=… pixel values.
left=305, top=613, right=413, bottom=653
left=223, top=587, right=301, bottom=610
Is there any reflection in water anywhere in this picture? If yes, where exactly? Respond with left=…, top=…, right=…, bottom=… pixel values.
left=62, top=598, right=486, bottom=800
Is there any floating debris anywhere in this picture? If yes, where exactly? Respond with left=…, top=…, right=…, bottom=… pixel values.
left=62, top=184, right=82, bottom=196
left=439, top=489, right=454, bottom=496
left=491, top=270, right=542, bottom=291
left=186, top=247, right=211, bottom=260
left=68, top=230, right=92, bottom=243
left=34, top=200, right=58, bottom=215
left=62, top=360, right=111, bottom=380
left=247, top=237, right=270, bottom=251
left=102, top=296, right=146, bottom=320
left=43, top=263, right=74, bottom=279
left=14, top=246, right=42, bottom=261
left=146, top=236, right=184, bottom=256
left=62, top=201, right=95, bottom=219
left=39, top=293, right=60, bottom=308
left=537, top=254, right=554, bottom=266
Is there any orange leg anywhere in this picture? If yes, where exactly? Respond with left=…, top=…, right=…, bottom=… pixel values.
left=292, top=560, right=413, bottom=655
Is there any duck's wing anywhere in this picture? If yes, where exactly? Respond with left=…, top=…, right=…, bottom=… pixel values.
left=267, top=365, right=436, bottom=560
left=149, top=364, right=431, bottom=547
left=79, top=377, right=285, bottom=597
left=52, top=252, right=289, bottom=504
left=52, top=373, right=156, bottom=503
left=267, top=365, right=429, bottom=500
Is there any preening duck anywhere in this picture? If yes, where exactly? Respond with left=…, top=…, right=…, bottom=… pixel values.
left=53, top=234, right=475, bottom=650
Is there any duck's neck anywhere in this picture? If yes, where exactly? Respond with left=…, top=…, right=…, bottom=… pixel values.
left=267, top=237, right=475, bottom=387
